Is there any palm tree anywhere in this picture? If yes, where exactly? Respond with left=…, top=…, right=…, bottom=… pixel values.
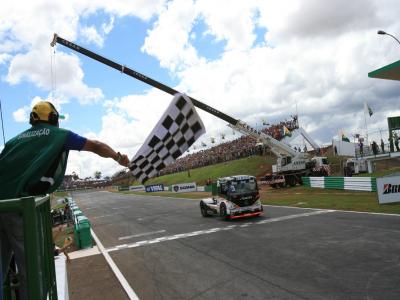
left=94, top=171, right=102, bottom=179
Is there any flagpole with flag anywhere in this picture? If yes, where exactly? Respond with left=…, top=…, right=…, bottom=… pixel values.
left=363, top=102, right=373, bottom=147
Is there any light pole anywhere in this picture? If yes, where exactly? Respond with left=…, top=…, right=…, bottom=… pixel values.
left=377, top=30, right=400, bottom=46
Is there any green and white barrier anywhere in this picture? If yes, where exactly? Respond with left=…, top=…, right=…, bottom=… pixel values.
left=302, top=177, right=377, bottom=192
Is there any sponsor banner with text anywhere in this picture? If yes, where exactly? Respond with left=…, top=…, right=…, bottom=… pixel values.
left=145, top=184, right=164, bottom=193
left=129, top=185, right=145, bottom=192
left=172, top=182, right=197, bottom=193
left=377, top=175, right=400, bottom=204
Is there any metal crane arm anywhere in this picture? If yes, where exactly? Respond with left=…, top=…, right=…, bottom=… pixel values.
left=50, top=34, right=237, bottom=125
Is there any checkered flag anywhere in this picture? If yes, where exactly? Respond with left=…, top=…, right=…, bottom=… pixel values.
left=129, top=93, right=206, bottom=183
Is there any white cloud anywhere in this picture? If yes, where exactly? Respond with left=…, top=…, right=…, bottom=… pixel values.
left=196, top=0, right=259, bottom=50
left=80, top=26, right=104, bottom=47
left=13, top=107, right=29, bottom=122
left=0, top=53, right=11, bottom=65
left=0, top=0, right=167, bottom=108
left=141, top=0, right=200, bottom=71
left=102, top=16, right=115, bottom=34
left=6, top=49, right=104, bottom=105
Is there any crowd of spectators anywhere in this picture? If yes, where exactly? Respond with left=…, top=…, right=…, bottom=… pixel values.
left=159, top=135, right=266, bottom=175
left=261, top=115, right=299, bottom=141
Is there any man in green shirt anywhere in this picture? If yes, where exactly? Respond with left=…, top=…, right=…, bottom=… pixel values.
left=0, top=101, right=129, bottom=299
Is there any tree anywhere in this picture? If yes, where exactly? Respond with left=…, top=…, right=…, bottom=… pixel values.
left=72, top=171, right=79, bottom=180
left=94, top=171, right=102, bottom=179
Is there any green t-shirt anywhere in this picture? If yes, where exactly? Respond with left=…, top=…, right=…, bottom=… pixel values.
left=0, top=123, right=70, bottom=200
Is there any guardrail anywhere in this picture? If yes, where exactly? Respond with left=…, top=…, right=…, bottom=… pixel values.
left=302, top=177, right=377, bottom=192
left=0, top=195, right=57, bottom=299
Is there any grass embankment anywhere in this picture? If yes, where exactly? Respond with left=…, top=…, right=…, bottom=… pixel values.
left=124, top=155, right=400, bottom=214
left=141, top=155, right=275, bottom=186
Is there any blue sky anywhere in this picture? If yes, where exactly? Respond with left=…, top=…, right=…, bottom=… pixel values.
left=1, top=0, right=400, bottom=178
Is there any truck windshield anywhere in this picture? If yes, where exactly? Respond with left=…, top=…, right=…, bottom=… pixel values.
left=229, top=180, right=257, bottom=193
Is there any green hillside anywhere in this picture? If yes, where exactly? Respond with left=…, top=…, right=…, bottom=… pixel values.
left=141, top=155, right=276, bottom=186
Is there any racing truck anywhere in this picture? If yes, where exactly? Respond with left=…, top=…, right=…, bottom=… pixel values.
left=200, top=175, right=263, bottom=220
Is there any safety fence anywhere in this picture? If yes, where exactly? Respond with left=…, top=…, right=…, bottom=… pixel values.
left=302, top=176, right=377, bottom=192
left=68, top=197, right=93, bottom=249
left=0, top=195, right=57, bottom=299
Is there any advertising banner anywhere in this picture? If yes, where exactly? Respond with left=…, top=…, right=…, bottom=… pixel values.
left=172, top=182, right=197, bottom=193
left=129, top=185, right=145, bottom=192
left=376, top=175, right=400, bottom=204
left=145, top=184, right=164, bottom=193
left=197, top=186, right=205, bottom=192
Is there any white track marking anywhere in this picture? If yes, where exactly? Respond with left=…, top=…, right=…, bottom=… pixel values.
left=91, top=229, right=139, bottom=300
left=264, top=204, right=400, bottom=216
left=106, top=210, right=333, bottom=253
left=119, top=230, right=167, bottom=240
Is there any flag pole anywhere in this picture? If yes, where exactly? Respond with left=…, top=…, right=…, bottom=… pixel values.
left=363, top=102, right=369, bottom=147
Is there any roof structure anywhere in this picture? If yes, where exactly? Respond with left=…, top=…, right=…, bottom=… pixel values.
left=368, top=60, right=400, bottom=81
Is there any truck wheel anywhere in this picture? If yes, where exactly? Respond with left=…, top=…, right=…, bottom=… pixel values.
left=200, top=202, right=211, bottom=217
left=220, top=203, right=229, bottom=220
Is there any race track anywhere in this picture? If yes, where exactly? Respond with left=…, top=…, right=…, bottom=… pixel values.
left=72, top=190, right=400, bottom=300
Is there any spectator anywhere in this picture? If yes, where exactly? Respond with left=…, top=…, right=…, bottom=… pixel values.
left=53, top=225, right=72, bottom=263
left=380, top=139, right=385, bottom=153
left=64, top=203, right=72, bottom=226
left=371, top=141, right=378, bottom=156
left=395, top=133, right=400, bottom=152
left=0, top=101, right=130, bottom=299
left=359, top=141, right=364, bottom=157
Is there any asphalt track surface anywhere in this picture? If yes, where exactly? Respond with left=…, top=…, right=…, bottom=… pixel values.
left=72, top=190, right=400, bottom=300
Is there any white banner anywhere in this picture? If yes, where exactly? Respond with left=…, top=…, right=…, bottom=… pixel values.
left=129, top=185, right=145, bottom=192
left=197, top=186, right=205, bottom=192
left=376, top=175, right=400, bottom=204
left=332, top=140, right=356, bottom=157
left=171, top=182, right=197, bottom=193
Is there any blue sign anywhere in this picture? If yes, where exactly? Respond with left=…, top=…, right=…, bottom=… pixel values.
left=145, top=184, right=164, bottom=193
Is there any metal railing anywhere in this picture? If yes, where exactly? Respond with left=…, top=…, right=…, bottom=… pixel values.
left=0, top=195, right=57, bottom=299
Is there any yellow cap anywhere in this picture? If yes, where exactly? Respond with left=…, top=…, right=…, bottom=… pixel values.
left=31, top=101, right=58, bottom=122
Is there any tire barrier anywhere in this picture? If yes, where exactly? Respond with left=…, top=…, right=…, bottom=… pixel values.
left=302, top=176, right=377, bottom=192
left=68, top=197, right=93, bottom=249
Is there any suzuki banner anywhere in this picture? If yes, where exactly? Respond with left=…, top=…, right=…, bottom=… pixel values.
left=172, top=182, right=197, bottom=193
left=376, top=175, right=400, bottom=204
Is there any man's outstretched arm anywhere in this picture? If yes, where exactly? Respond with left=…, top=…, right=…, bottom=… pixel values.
left=82, top=139, right=130, bottom=167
